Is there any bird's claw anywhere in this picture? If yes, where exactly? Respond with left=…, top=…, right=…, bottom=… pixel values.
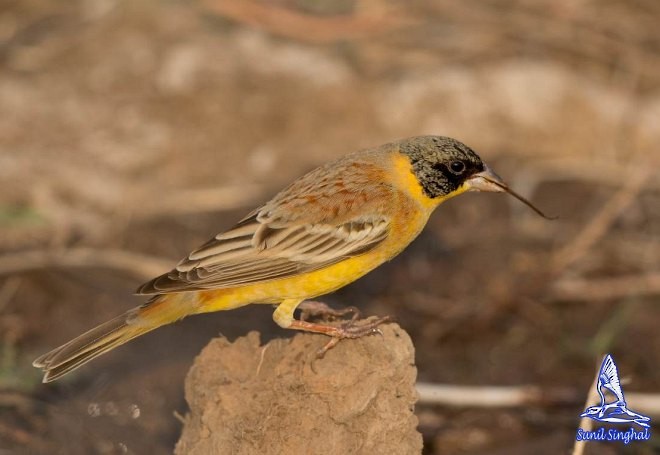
left=314, top=315, right=392, bottom=359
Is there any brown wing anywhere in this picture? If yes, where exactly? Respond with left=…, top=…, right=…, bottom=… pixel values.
left=136, top=153, right=396, bottom=295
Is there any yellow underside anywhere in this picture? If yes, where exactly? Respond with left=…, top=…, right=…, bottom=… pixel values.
left=196, top=246, right=394, bottom=314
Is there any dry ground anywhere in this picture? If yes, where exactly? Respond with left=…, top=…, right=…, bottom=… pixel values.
left=0, top=0, right=659, bottom=454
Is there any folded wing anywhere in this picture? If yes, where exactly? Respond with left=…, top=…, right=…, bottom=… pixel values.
left=137, top=153, right=397, bottom=294
left=137, top=211, right=390, bottom=293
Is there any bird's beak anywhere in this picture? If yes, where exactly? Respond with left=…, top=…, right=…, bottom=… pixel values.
left=465, top=165, right=555, bottom=219
left=465, top=165, right=507, bottom=193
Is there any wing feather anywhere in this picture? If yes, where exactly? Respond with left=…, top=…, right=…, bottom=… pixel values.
left=136, top=153, right=395, bottom=295
left=137, top=212, right=390, bottom=294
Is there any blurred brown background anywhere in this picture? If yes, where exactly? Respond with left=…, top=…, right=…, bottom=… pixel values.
left=0, top=0, right=658, bottom=454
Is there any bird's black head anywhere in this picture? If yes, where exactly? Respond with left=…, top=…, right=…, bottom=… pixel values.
left=399, top=136, right=485, bottom=198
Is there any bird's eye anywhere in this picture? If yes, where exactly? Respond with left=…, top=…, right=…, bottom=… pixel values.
left=449, top=161, right=466, bottom=174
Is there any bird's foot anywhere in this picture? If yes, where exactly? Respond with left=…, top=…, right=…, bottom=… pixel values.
left=315, top=316, right=393, bottom=358
left=298, top=300, right=361, bottom=322
left=287, top=314, right=393, bottom=358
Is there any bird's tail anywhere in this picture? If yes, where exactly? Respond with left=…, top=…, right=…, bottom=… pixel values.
left=33, top=295, right=190, bottom=383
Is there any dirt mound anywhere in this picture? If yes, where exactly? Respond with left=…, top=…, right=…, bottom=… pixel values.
left=175, top=323, right=421, bottom=455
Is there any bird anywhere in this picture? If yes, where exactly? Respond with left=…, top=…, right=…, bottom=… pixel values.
left=580, top=354, right=651, bottom=428
left=33, top=135, right=550, bottom=383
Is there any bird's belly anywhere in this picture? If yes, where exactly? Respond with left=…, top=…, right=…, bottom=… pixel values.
left=268, top=252, right=391, bottom=299
left=199, top=251, right=391, bottom=312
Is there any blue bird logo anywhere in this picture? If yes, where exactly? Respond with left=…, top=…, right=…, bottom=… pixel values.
left=580, top=354, right=650, bottom=428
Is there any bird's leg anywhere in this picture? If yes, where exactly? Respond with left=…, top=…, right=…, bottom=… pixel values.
left=297, top=300, right=361, bottom=322
left=272, top=298, right=392, bottom=358
left=288, top=316, right=392, bottom=358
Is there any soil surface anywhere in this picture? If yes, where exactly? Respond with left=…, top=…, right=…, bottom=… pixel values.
left=176, top=324, right=421, bottom=455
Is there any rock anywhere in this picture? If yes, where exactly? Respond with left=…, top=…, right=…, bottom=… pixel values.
left=175, top=323, right=422, bottom=455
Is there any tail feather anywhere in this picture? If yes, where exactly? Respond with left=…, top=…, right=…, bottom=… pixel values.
left=32, top=308, right=151, bottom=383
left=33, top=296, right=188, bottom=383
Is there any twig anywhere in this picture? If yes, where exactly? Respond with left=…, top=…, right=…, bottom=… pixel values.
left=0, top=248, right=172, bottom=280
left=551, top=168, right=653, bottom=273
left=572, top=357, right=602, bottom=455
left=416, top=383, right=572, bottom=408
left=552, top=272, right=660, bottom=302
left=173, top=410, right=186, bottom=425
left=415, top=382, right=660, bottom=416
left=627, top=393, right=660, bottom=416
left=202, top=0, right=413, bottom=44
left=256, top=344, right=270, bottom=377
left=417, top=383, right=541, bottom=407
